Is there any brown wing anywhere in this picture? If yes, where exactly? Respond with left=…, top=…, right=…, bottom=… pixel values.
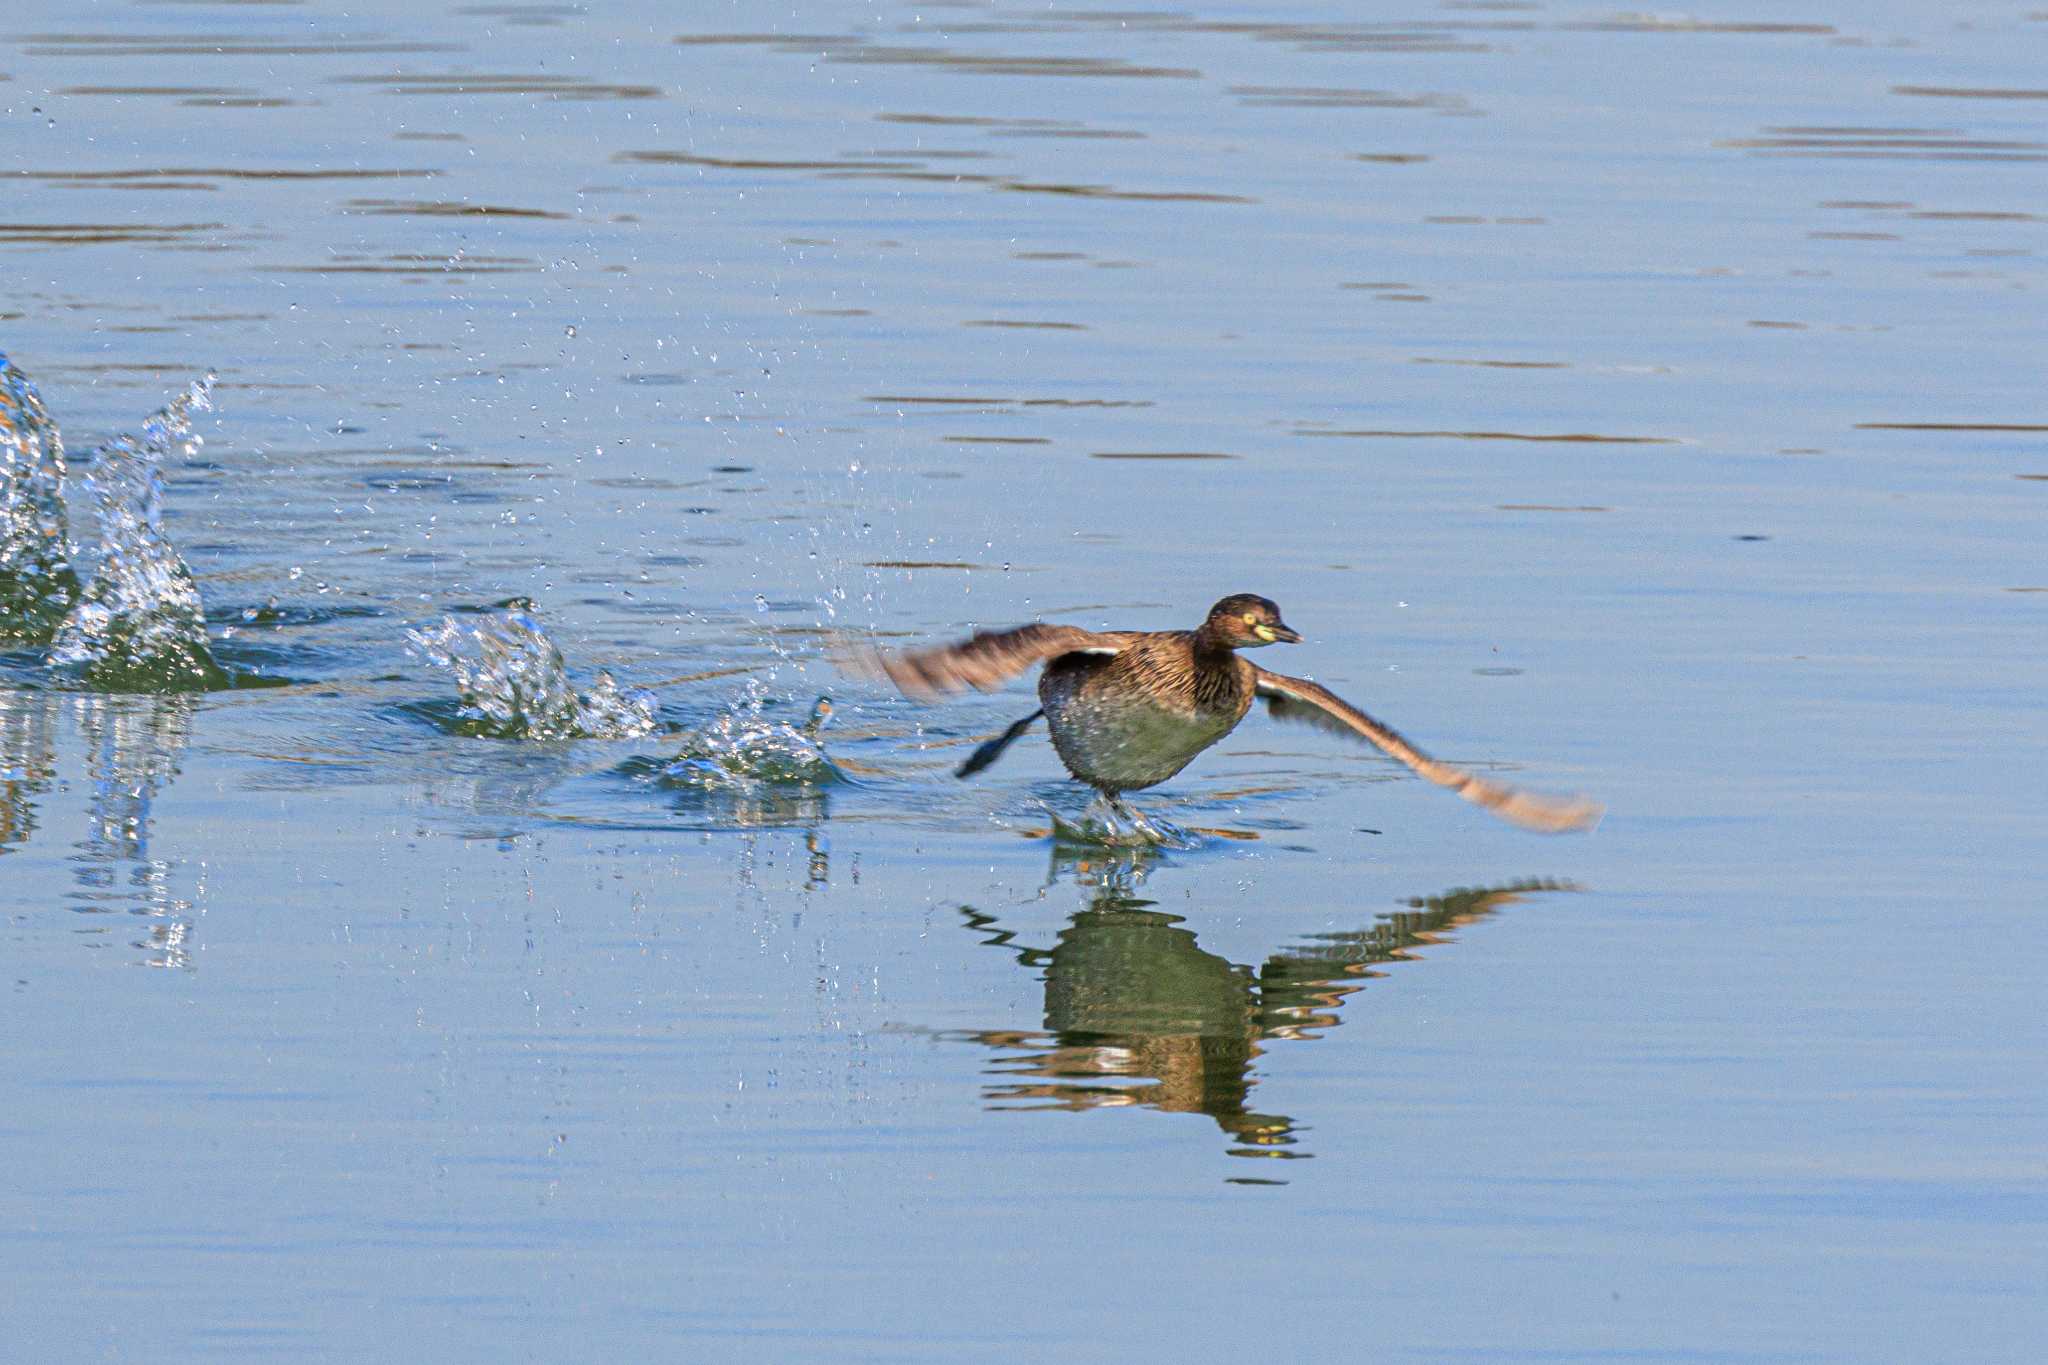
left=1255, top=668, right=1603, bottom=834
left=850, top=623, right=1132, bottom=699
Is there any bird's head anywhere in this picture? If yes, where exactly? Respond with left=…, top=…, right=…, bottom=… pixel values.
left=1202, top=594, right=1301, bottom=649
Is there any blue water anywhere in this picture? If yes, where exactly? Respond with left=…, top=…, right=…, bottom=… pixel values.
left=2, top=1, right=2045, bottom=1359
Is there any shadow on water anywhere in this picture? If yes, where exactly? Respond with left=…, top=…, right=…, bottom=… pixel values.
left=950, top=851, right=1577, bottom=1180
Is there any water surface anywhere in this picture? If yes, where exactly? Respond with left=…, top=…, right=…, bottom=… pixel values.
left=3, top=1, right=2045, bottom=1360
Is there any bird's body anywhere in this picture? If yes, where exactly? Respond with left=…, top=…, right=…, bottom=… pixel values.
left=858, top=593, right=1601, bottom=834
left=1037, top=633, right=1253, bottom=793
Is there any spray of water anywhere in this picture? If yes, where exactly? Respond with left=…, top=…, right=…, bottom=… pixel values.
left=48, top=376, right=227, bottom=690
left=407, top=607, right=658, bottom=739
left=0, top=353, right=78, bottom=643
left=661, top=686, right=838, bottom=788
left=1045, top=793, right=1203, bottom=850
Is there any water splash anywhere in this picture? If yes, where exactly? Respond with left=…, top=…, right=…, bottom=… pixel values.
left=0, top=354, right=78, bottom=642
left=660, top=689, right=838, bottom=788
left=48, top=376, right=227, bottom=690
left=407, top=607, right=658, bottom=739
left=1046, top=793, right=1202, bottom=850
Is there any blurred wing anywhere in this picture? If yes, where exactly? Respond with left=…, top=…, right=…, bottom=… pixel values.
left=851, top=623, right=1130, bottom=698
left=1255, top=668, right=1603, bottom=834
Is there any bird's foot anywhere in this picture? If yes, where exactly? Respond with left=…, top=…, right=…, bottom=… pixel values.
left=1045, top=792, right=1200, bottom=850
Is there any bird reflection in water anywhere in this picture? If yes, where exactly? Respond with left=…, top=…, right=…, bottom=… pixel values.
left=956, top=853, right=1576, bottom=1170
left=68, top=693, right=196, bottom=968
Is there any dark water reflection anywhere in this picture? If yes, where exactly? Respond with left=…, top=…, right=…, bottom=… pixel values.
left=956, top=856, right=1574, bottom=1175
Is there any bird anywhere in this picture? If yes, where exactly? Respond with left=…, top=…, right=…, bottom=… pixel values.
left=855, top=593, right=1600, bottom=834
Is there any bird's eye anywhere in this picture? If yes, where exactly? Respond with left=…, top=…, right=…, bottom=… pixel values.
left=1242, top=613, right=1257, bottom=625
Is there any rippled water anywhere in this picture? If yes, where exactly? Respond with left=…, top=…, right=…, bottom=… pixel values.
left=3, top=1, right=2045, bottom=1360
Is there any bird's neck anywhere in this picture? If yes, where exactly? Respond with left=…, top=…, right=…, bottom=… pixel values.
left=1190, top=622, right=1237, bottom=658
left=1187, top=631, right=1246, bottom=707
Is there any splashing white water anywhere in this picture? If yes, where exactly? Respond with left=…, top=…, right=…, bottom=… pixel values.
left=1045, top=793, right=1203, bottom=850
left=408, top=607, right=658, bottom=739
left=662, top=687, right=837, bottom=787
left=0, top=353, right=77, bottom=641
left=48, top=376, right=224, bottom=690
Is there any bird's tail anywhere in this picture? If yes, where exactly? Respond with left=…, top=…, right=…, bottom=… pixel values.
left=956, top=710, right=1044, bottom=779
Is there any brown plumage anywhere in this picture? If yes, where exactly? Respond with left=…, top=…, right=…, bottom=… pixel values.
left=854, top=593, right=1602, bottom=834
